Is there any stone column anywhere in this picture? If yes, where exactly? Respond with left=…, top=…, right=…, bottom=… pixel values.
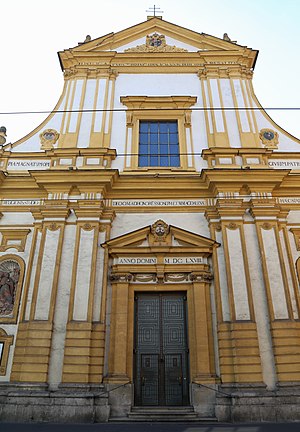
left=11, top=204, right=69, bottom=384
left=250, top=199, right=300, bottom=384
left=62, top=201, right=113, bottom=385
left=191, top=272, right=216, bottom=383
left=206, top=199, right=263, bottom=384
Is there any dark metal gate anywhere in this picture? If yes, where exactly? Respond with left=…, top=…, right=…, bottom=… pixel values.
left=134, top=292, right=189, bottom=406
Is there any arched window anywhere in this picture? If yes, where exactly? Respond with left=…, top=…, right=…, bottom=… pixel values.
left=0, top=256, right=24, bottom=323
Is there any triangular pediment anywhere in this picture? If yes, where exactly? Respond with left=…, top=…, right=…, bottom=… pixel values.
left=79, top=18, right=239, bottom=51
left=59, top=18, right=256, bottom=68
left=103, top=220, right=219, bottom=253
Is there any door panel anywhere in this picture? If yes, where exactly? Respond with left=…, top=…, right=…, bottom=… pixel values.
left=134, top=292, right=189, bottom=406
left=141, top=354, right=159, bottom=405
left=165, top=353, right=183, bottom=405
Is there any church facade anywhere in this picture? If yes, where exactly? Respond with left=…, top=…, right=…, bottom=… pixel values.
left=1, top=17, right=300, bottom=422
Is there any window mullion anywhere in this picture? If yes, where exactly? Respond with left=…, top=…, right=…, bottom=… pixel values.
left=158, top=122, right=160, bottom=167
left=147, top=122, right=150, bottom=166
left=167, top=122, right=170, bottom=167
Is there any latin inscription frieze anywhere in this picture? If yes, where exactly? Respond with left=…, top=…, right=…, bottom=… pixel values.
left=7, top=160, right=50, bottom=170
left=268, top=160, right=300, bottom=169
left=112, top=199, right=207, bottom=207
left=116, top=256, right=205, bottom=265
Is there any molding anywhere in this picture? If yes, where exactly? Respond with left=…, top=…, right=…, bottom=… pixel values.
left=120, top=97, right=197, bottom=171
left=290, top=228, right=300, bottom=251
left=120, top=96, right=197, bottom=110
left=0, top=228, right=31, bottom=252
left=248, top=79, right=300, bottom=145
left=10, top=82, right=68, bottom=149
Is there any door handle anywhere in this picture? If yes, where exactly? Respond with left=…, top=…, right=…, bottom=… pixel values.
left=178, top=376, right=182, bottom=385
left=142, top=376, right=146, bottom=386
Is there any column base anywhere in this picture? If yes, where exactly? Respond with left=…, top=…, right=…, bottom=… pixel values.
left=193, top=374, right=219, bottom=384
left=103, top=374, right=130, bottom=384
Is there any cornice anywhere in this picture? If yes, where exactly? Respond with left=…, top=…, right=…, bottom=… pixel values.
left=201, top=169, right=289, bottom=195
left=1, top=167, right=300, bottom=201
left=60, top=50, right=256, bottom=76
left=272, top=173, right=300, bottom=195
left=0, top=176, right=44, bottom=198
left=30, top=169, right=119, bottom=196
left=120, top=95, right=197, bottom=109
left=106, top=174, right=210, bottom=199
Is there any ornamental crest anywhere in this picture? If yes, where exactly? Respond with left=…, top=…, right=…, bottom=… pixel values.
left=259, top=128, right=279, bottom=149
left=39, top=129, right=59, bottom=150
left=125, top=33, right=188, bottom=53
left=147, top=33, right=166, bottom=48
left=151, top=219, right=170, bottom=242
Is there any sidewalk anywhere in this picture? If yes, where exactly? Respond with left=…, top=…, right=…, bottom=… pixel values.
left=1, top=422, right=300, bottom=432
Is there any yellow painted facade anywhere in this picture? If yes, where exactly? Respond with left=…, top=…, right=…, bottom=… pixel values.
left=0, top=17, right=300, bottom=422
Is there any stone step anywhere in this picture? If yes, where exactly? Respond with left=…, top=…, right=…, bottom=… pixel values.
left=130, top=406, right=195, bottom=414
left=109, top=406, right=218, bottom=422
left=110, top=415, right=217, bottom=423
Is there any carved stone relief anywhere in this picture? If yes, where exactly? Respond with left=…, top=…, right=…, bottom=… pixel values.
left=39, top=129, right=59, bottom=150
left=110, top=271, right=213, bottom=284
left=0, top=260, right=20, bottom=317
left=125, top=33, right=188, bottom=53
left=259, top=129, right=279, bottom=149
left=151, top=219, right=170, bottom=242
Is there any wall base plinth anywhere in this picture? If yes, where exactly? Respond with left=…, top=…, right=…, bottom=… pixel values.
left=0, top=383, right=110, bottom=423
left=2, top=382, right=300, bottom=423
left=216, top=383, right=300, bottom=422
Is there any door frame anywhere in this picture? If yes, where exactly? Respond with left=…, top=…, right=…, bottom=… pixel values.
left=103, top=220, right=219, bottom=387
left=105, top=280, right=217, bottom=390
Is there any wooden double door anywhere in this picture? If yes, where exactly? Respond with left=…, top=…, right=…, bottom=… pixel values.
left=134, top=292, right=189, bottom=406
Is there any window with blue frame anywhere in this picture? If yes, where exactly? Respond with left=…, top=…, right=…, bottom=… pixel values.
left=138, top=121, right=180, bottom=167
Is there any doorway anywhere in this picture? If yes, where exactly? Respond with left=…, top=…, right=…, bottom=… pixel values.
left=134, top=292, right=189, bottom=406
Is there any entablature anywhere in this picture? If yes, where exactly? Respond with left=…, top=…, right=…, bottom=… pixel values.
left=60, top=50, right=256, bottom=76
left=104, top=219, right=218, bottom=283
left=201, top=168, right=289, bottom=196
left=30, top=169, right=119, bottom=196
left=0, top=148, right=117, bottom=172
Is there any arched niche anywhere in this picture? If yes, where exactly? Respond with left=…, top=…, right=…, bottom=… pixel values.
left=0, top=255, right=25, bottom=323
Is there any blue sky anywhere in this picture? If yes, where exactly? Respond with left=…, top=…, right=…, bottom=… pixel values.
left=1, top=0, right=300, bottom=143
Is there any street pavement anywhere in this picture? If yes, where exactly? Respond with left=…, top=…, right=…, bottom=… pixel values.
left=0, top=423, right=299, bottom=432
